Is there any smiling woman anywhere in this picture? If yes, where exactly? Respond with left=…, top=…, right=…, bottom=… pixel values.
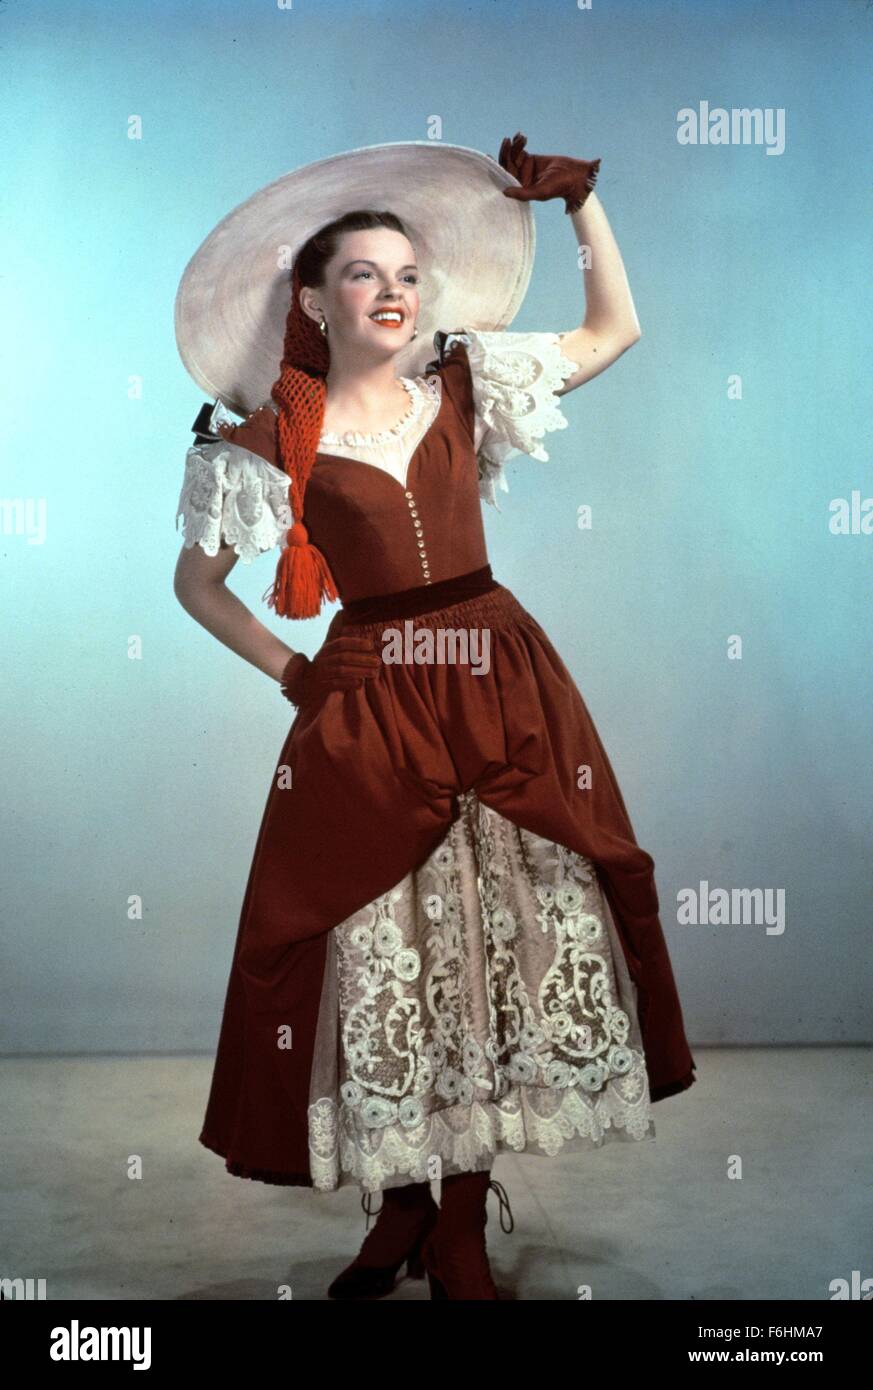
left=173, top=140, right=694, bottom=1303
left=301, top=236, right=425, bottom=440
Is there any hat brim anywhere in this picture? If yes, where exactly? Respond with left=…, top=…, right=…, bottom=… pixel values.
left=174, top=141, right=535, bottom=418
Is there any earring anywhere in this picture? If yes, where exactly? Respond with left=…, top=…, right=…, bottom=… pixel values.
left=412, top=327, right=418, bottom=339
left=319, top=318, right=328, bottom=335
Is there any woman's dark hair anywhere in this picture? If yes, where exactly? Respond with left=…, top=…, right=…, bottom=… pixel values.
left=294, top=209, right=412, bottom=290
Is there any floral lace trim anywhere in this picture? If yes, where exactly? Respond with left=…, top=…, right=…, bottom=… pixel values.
left=175, top=431, right=291, bottom=564
left=309, top=1078, right=654, bottom=1193
left=441, top=328, right=581, bottom=511
left=307, top=789, right=653, bottom=1193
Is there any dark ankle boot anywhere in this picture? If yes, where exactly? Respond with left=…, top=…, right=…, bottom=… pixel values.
left=327, top=1181, right=439, bottom=1300
left=421, top=1172, right=514, bottom=1300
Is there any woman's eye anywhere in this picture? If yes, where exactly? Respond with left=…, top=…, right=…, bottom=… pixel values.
left=352, top=271, right=419, bottom=283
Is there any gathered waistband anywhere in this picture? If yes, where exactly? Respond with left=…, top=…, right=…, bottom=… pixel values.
left=341, top=566, right=498, bottom=623
left=337, top=565, right=527, bottom=636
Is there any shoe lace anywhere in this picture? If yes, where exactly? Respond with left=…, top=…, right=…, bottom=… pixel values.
left=488, top=1178, right=515, bottom=1233
left=361, top=1190, right=380, bottom=1232
left=361, top=1177, right=515, bottom=1234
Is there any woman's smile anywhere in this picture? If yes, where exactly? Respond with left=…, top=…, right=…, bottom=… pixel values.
left=368, top=308, right=407, bottom=329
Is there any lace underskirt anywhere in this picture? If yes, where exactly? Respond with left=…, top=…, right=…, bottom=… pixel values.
left=307, top=789, right=655, bottom=1193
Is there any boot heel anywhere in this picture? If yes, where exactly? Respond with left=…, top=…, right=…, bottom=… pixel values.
left=421, top=1232, right=448, bottom=1299
left=426, top=1269, right=448, bottom=1300
left=327, top=1187, right=439, bottom=1299
left=405, top=1228, right=429, bottom=1279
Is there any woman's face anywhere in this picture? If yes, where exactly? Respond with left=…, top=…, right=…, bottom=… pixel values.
left=302, top=227, right=421, bottom=354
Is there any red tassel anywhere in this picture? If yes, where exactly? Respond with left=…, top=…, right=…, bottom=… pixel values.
left=263, top=522, right=338, bottom=620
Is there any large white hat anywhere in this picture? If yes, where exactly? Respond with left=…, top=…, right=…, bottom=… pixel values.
left=174, top=140, right=536, bottom=418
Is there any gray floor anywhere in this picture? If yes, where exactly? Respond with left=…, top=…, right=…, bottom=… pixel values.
left=2, top=1048, right=869, bottom=1301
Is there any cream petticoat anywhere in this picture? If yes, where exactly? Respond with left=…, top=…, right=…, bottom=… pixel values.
left=307, top=787, right=655, bottom=1193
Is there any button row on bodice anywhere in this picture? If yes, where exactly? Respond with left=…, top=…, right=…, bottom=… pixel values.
left=404, top=489, right=431, bottom=584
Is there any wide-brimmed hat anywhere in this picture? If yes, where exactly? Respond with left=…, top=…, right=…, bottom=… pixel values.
left=174, top=140, right=536, bottom=418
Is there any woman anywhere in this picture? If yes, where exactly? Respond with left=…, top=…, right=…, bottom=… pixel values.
left=174, top=133, right=696, bottom=1301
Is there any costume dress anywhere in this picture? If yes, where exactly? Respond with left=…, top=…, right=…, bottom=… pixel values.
left=176, top=327, right=697, bottom=1194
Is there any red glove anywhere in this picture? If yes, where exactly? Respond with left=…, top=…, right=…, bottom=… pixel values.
left=498, top=130, right=601, bottom=214
left=279, top=635, right=382, bottom=708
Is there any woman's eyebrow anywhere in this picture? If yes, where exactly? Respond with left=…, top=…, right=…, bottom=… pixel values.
left=341, top=258, right=419, bottom=272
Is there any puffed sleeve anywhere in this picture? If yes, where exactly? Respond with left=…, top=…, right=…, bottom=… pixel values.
left=435, top=327, right=581, bottom=510
left=175, top=399, right=291, bottom=563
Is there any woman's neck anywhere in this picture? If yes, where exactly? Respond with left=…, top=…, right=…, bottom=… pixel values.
left=322, top=355, right=410, bottom=433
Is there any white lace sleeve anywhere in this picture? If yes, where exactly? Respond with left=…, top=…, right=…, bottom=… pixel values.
left=440, top=328, right=581, bottom=510
left=175, top=401, right=291, bottom=563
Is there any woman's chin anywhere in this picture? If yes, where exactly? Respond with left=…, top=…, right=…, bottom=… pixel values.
left=356, top=330, right=411, bottom=355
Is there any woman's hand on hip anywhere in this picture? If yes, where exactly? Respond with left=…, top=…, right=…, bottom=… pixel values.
left=279, top=635, right=382, bottom=707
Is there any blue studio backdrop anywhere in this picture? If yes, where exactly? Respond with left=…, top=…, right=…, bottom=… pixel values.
left=1, top=0, right=870, bottom=1053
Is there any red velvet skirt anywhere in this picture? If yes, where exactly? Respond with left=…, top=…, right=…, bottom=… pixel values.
left=199, top=566, right=696, bottom=1190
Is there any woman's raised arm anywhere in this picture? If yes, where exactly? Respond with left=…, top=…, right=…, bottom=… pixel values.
left=555, top=191, right=642, bottom=395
